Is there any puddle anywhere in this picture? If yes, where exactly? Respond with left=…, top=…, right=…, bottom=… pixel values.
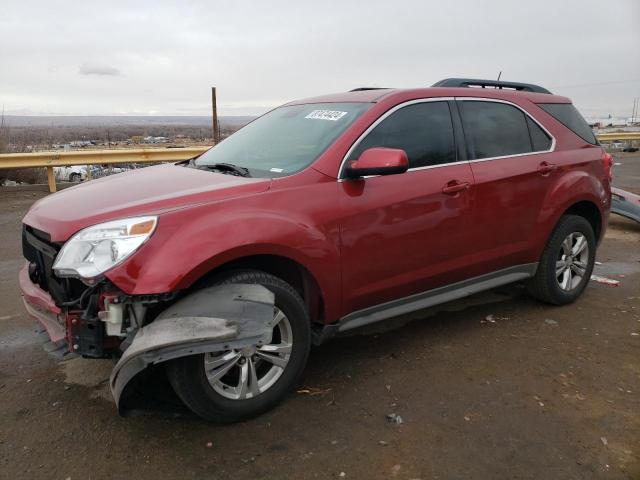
left=0, top=324, right=41, bottom=351
left=60, top=357, right=114, bottom=388
left=0, top=258, right=27, bottom=276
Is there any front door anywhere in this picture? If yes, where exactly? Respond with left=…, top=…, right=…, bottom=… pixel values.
left=338, top=100, right=475, bottom=316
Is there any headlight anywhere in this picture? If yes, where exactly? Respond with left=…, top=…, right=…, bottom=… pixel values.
left=53, top=216, right=157, bottom=280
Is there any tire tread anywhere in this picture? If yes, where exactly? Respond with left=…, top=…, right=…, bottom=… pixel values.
left=166, top=270, right=309, bottom=422
left=527, top=214, right=595, bottom=305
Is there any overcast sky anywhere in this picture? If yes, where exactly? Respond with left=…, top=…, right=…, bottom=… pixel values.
left=1, top=0, right=639, bottom=119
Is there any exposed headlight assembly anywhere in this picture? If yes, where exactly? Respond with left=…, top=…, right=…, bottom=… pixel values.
left=53, top=216, right=157, bottom=281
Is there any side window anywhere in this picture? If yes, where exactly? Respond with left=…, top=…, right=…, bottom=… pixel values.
left=526, top=116, right=552, bottom=151
left=461, top=101, right=533, bottom=159
left=348, top=101, right=456, bottom=168
left=538, top=103, right=597, bottom=145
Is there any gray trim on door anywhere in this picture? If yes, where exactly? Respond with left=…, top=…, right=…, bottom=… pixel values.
left=337, top=263, right=538, bottom=332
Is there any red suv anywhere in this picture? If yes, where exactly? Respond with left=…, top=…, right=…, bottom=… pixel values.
left=19, top=78, right=612, bottom=422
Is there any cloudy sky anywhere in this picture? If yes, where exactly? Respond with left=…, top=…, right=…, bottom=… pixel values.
left=1, top=0, right=639, bottom=118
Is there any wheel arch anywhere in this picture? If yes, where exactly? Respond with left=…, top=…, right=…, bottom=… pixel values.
left=562, top=200, right=603, bottom=242
left=189, top=253, right=327, bottom=325
left=537, top=168, right=609, bottom=251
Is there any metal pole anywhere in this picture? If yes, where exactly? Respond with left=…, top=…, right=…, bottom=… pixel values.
left=212, top=87, right=220, bottom=145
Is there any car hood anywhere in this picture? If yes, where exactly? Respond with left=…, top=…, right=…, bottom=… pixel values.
left=23, top=163, right=271, bottom=242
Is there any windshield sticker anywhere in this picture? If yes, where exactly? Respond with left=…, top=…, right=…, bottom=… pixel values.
left=305, top=110, right=349, bottom=121
left=270, top=167, right=284, bottom=173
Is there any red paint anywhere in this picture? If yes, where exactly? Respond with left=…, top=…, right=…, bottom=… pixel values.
left=345, top=147, right=409, bottom=177
left=602, top=152, right=613, bottom=182
left=21, top=87, right=611, bottom=327
left=19, top=263, right=65, bottom=342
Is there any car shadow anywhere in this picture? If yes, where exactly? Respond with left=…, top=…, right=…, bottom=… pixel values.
left=123, top=283, right=530, bottom=421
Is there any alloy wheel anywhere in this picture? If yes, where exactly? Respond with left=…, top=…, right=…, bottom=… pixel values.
left=555, top=232, right=589, bottom=291
left=203, top=307, right=293, bottom=400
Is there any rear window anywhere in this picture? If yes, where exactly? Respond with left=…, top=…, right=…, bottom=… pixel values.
left=538, top=103, right=597, bottom=145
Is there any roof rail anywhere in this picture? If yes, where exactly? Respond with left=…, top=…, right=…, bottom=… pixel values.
left=432, top=78, right=552, bottom=94
left=349, top=87, right=391, bottom=92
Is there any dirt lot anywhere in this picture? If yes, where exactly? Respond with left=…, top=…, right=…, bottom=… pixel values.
left=0, top=156, right=639, bottom=480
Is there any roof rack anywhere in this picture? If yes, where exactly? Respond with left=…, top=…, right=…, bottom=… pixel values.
left=431, top=78, right=552, bottom=94
left=349, top=87, right=391, bottom=92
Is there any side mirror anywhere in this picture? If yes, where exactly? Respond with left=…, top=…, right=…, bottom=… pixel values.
left=344, top=147, right=409, bottom=179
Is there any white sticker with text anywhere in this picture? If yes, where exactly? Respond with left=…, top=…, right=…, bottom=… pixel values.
left=304, top=110, right=348, bottom=121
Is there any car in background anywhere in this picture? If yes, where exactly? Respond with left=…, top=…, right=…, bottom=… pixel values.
left=53, top=165, right=87, bottom=182
left=88, top=164, right=138, bottom=179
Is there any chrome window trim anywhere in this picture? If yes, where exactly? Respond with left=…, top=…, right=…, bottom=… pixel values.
left=455, top=97, right=556, bottom=163
left=337, top=96, right=556, bottom=180
left=337, top=97, right=455, bottom=179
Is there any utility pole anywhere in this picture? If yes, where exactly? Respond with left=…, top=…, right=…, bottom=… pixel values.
left=211, top=87, right=220, bottom=144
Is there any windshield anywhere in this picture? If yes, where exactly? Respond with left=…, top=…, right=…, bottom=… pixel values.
left=195, top=102, right=371, bottom=177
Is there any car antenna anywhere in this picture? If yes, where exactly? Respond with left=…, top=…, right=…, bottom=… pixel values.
left=497, top=71, right=502, bottom=81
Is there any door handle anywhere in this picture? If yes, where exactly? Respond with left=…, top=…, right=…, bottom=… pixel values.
left=442, top=180, right=470, bottom=195
left=537, top=161, right=557, bottom=175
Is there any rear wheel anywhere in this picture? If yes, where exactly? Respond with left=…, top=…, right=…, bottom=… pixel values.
left=165, top=271, right=310, bottom=422
left=69, top=172, right=81, bottom=182
left=527, top=215, right=596, bottom=305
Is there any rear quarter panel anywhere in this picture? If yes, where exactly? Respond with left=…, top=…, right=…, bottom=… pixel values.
left=533, top=153, right=609, bottom=256
left=529, top=131, right=609, bottom=261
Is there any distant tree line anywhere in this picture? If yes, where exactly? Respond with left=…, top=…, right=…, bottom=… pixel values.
left=0, top=121, right=241, bottom=184
left=2, top=123, right=240, bottom=152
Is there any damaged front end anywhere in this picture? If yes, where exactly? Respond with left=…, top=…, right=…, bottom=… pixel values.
left=110, top=284, right=275, bottom=413
left=20, top=223, right=277, bottom=415
left=21, top=223, right=175, bottom=358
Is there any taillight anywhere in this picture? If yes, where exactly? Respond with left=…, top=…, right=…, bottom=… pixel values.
left=602, top=151, right=613, bottom=182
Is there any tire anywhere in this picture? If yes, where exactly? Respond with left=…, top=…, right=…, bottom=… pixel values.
left=165, top=271, right=311, bottom=422
left=69, top=173, right=80, bottom=182
left=527, top=215, right=596, bottom=305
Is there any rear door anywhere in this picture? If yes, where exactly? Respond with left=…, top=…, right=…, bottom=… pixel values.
left=458, top=98, right=555, bottom=273
left=338, top=99, right=476, bottom=315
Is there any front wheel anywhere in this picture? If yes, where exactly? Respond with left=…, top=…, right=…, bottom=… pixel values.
left=527, top=215, right=596, bottom=305
left=165, top=271, right=310, bottom=422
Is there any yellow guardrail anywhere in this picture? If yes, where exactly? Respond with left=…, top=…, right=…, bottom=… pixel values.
left=595, top=132, right=640, bottom=142
left=0, top=131, right=638, bottom=193
left=0, top=147, right=210, bottom=192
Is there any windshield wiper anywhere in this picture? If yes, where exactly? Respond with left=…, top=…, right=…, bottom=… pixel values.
left=197, top=162, right=251, bottom=177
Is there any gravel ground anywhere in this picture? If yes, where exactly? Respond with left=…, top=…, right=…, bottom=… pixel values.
left=0, top=155, right=638, bottom=480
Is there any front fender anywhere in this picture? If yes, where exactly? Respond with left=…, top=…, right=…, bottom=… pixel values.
left=105, top=197, right=341, bottom=321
